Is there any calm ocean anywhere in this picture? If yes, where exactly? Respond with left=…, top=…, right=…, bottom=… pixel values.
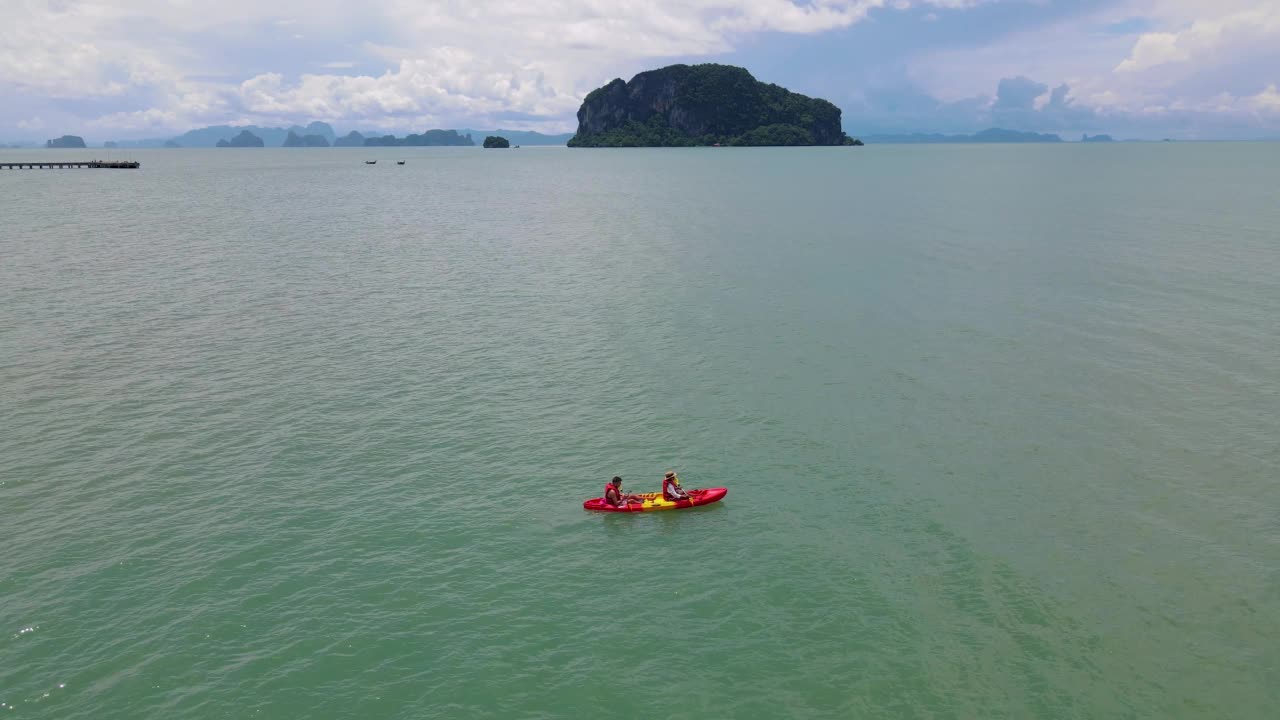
left=2, top=143, right=1278, bottom=718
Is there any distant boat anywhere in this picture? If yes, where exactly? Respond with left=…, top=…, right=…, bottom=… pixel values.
left=365, top=160, right=377, bottom=165
left=397, top=160, right=406, bottom=165
left=513, top=145, right=520, bottom=149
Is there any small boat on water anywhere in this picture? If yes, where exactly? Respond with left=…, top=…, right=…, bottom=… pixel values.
left=397, top=160, right=406, bottom=165
left=583, top=487, right=727, bottom=513
left=365, top=160, right=377, bottom=165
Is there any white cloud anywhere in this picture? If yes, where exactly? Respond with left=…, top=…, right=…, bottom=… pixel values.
left=1115, top=32, right=1186, bottom=73
left=1251, top=84, right=1280, bottom=112
left=1, top=0, right=990, bottom=135
left=1115, top=5, right=1280, bottom=73
left=902, top=0, right=1280, bottom=136
left=2, top=0, right=1275, bottom=139
left=235, top=48, right=582, bottom=126
left=88, top=108, right=183, bottom=130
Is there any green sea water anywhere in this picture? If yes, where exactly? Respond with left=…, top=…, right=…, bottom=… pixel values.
left=2, top=144, right=1278, bottom=718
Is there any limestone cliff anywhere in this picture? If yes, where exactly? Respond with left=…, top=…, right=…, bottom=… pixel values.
left=568, top=64, right=854, bottom=147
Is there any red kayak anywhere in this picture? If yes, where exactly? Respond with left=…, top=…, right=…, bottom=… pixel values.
left=583, top=487, right=728, bottom=512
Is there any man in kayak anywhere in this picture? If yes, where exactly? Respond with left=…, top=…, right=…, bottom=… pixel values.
left=662, top=470, right=691, bottom=501
left=604, top=477, right=642, bottom=508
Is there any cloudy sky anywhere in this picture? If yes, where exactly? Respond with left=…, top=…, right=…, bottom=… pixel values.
left=3, top=0, right=1278, bottom=140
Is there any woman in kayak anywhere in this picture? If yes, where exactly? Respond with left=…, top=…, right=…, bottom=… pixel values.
left=604, top=477, right=642, bottom=508
left=662, top=471, right=691, bottom=501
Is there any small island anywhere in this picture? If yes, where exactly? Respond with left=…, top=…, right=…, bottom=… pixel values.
left=568, top=64, right=860, bottom=147
left=46, top=135, right=87, bottom=148
left=216, top=130, right=264, bottom=147
left=163, top=140, right=182, bottom=148
left=483, top=136, right=510, bottom=148
left=1081, top=133, right=1115, bottom=143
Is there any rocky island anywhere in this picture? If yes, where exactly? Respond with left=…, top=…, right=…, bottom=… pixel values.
left=216, top=130, right=264, bottom=147
left=282, top=131, right=331, bottom=147
left=46, top=135, right=87, bottom=148
left=483, top=136, right=510, bottom=148
left=568, top=64, right=859, bottom=147
left=333, top=131, right=365, bottom=147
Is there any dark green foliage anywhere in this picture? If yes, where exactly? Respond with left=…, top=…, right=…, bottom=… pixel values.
left=483, top=136, right=510, bottom=148
left=843, top=137, right=864, bottom=146
left=364, top=129, right=474, bottom=146
left=569, top=64, right=855, bottom=147
left=570, top=116, right=701, bottom=147
left=730, top=124, right=814, bottom=146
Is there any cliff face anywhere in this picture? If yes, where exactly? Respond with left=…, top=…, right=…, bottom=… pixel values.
left=569, top=64, right=850, bottom=147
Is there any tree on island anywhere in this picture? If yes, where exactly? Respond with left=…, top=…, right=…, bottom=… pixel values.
left=483, top=136, right=510, bottom=148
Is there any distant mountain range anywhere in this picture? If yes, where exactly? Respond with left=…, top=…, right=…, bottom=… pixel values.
left=456, top=129, right=573, bottom=146
left=6, top=124, right=1153, bottom=148
left=862, top=128, right=1066, bottom=144
left=173, top=122, right=337, bottom=148
left=364, top=129, right=474, bottom=146
left=98, top=123, right=573, bottom=148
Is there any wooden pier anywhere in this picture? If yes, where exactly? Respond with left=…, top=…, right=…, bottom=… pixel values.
left=1, top=160, right=140, bottom=169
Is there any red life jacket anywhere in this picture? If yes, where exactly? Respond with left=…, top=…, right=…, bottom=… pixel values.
left=605, top=483, right=622, bottom=504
